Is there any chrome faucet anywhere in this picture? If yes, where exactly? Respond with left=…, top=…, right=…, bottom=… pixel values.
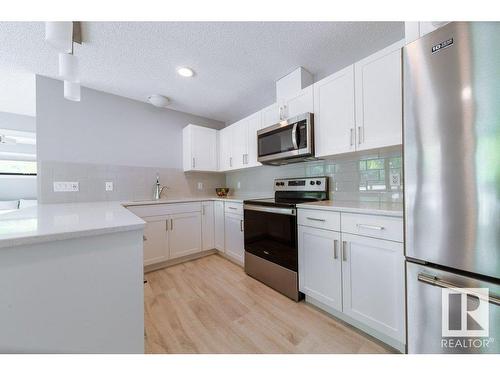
left=153, top=175, right=168, bottom=200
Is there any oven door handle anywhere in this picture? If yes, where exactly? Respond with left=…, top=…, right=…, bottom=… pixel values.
left=291, top=123, right=298, bottom=150
left=244, top=204, right=296, bottom=216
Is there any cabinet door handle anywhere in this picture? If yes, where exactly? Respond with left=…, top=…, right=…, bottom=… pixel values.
left=306, top=217, right=325, bottom=222
left=192, top=157, right=195, bottom=168
left=358, top=126, right=362, bottom=144
left=202, top=205, right=205, bottom=216
left=333, top=239, right=338, bottom=259
left=279, top=106, right=283, bottom=120
left=228, top=206, right=237, bottom=210
left=240, top=219, right=244, bottom=232
left=357, top=224, right=385, bottom=231
left=143, top=235, right=147, bottom=241
left=342, top=241, right=348, bottom=261
left=284, top=105, right=288, bottom=119
left=229, top=156, right=233, bottom=168
left=350, top=128, right=354, bottom=146
left=165, top=220, right=168, bottom=232
left=170, top=219, right=174, bottom=231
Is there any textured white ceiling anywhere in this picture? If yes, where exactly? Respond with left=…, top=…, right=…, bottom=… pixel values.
left=0, top=22, right=403, bottom=123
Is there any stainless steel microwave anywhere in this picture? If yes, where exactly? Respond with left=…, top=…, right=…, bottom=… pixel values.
left=257, top=112, right=315, bottom=165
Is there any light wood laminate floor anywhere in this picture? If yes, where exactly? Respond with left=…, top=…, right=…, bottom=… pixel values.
left=144, top=254, right=394, bottom=354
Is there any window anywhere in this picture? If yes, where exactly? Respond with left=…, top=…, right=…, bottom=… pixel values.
left=0, top=129, right=36, bottom=176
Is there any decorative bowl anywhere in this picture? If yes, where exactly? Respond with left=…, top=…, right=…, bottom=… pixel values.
left=215, top=188, right=230, bottom=197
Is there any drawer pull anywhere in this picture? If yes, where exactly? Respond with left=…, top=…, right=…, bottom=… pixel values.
left=228, top=207, right=238, bottom=210
left=342, top=241, right=348, bottom=261
left=333, top=240, right=338, bottom=259
left=357, top=224, right=385, bottom=231
left=307, top=217, right=326, bottom=222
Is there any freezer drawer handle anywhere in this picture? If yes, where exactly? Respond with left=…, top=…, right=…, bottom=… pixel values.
left=417, top=273, right=500, bottom=306
left=357, top=224, right=384, bottom=231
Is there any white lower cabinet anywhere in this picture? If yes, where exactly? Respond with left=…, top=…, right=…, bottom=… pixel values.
left=224, top=211, right=244, bottom=264
left=298, top=209, right=405, bottom=349
left=169, top=212, right=202, bottom=259
left=201, top=201, right=215, bottom=251
left=341, top=233, right=405, bottom=343
left=214, top=201, right=225, bottom=251
left=298, top=226, right=342, bottom=311
left=143, top=216, right=169, bottom=266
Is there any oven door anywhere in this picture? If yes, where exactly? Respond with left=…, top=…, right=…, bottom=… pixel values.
left=243, top=205, right=298, bottom=271
left=257, top=113, right=312, bottom=163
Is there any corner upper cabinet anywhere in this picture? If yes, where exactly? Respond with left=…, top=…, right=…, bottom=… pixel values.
left=281, top=85, right=314, bottom=120
left=183, top=124, right=219, bottom=172
left=245, top=111, right=263, bottom=167
left=261, top=103, right=280, bottom=128
left=313, top=65, right=356, bottom=157
left=354, top=40, right=404, bottom=151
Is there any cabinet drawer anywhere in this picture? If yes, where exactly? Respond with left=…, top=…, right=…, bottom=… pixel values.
left=127, top=202, right=201, bottom=218
left=224, top=201, right=243, bottom=216
left=298, top=209, right=340, bottom=231
left=341, top=213, right=403, bottom=242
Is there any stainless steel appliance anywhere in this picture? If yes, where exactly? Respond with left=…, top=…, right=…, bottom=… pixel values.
left=243, top=177, right=328, bottom=301
left=404, top=22, right=500, bottom=354
left=257, top=113, right=315, bottom=165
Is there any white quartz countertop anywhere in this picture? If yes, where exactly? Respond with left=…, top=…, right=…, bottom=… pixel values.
left=123, top=195, right=269, bottom=206
left=296, top=200, right=403, bottom=217
left=0, top=201, right=145, bottom=249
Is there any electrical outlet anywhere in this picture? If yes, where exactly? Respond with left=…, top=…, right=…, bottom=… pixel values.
left=237, top=181, right=241, bottom=189
left=197, top=182, right=203, bottom=190
left=53, top=181, right=79, bottom=192
left=105, top=181, right=114, bottom=191
left=390, top=172, right=401, bottom=186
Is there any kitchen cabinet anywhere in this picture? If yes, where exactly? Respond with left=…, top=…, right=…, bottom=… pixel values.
left=280, top=85, right=314, bottom=120
left=214, top=200, right=225, bottom=251
left=405, top=22, right=449, bottom=44
left=245, top=111, right=263, bottom=167
left=183, top=124, right=218, bottom=172
left=297, top=208, right=405, bottom=348
left=224, top=210, right=244, bottom=264
left=168, top=211, right=202, bottom=259
left=231, top=119, right=248, bottom=170
left=341, top=233, right=405, bottom=342
left=219, top=126, right=232, bottom=171
left=261, top=103, right=280, bottom=128
left=298, top=226, right=342, bottom=310
left=354, top=40, right=404, bottom=151
left=143, top=216, right=169, bottom=266
left=313, top=65, right=356, bottom=157
left=201, top=201, right=215, bottom=251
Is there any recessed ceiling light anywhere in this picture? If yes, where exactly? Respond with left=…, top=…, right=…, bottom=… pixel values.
left=177, top=67, right=195, bottom=78
left=147, top=94, right=170, bottom=108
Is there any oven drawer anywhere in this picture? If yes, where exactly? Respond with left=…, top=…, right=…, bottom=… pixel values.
left=225, top=201, right=243, bottom=216
left=298, top=209, right=340, bottom=231
left=341, top=213, right=403, bottom=242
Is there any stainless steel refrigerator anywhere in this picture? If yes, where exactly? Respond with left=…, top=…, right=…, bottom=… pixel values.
left=404, top=22, right=500, bottom=354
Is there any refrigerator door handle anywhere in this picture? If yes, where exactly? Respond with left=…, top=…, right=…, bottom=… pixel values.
left=417, top=273, right=500, bottom=306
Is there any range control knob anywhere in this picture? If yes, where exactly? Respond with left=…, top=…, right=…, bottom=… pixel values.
left=275, top=182, right=280, bottom=186
left=310, top=181, right=315, bottom=185
left=316, top=180, right=322, bottom=185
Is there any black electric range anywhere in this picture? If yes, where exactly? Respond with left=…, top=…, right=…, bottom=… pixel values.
left=243, top=177, right=329, bottom=301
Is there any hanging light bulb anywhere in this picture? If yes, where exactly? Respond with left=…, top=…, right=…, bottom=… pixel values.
left=64, top=80, right=81, bottom=102
left=58, top=52, right=78, bottom=81
left=45, top=22, right=73, bottom=53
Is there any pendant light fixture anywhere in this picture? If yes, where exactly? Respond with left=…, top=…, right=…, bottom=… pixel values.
left=45, top=22, right=83, bottom=102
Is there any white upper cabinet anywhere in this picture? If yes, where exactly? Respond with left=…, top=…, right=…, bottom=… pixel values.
left=183, top=124, right=218, bottom=172
left=231, top=119, right=248, bottom=170
left=405, top=22, right=449, bottom=44
left=261, top=103, right=280, bottom=129
left=354, top=40, right=404, bottom=151
left=245, top=111, right=263, bottom=167
left=281, top=85, right=314, bottom=120
left=313, top=65, right=356, bottom=157
left=219, top=126, right=232, bottom=171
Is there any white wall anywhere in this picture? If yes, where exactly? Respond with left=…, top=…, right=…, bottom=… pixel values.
left=36, top=76, right=226, bottom=203
left=37, top=76, right=224, bottom=168
left=0, top=111, right=36, bottom=132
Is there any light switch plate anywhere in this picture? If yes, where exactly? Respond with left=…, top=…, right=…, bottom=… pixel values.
left=53, top=181, right=79, bottom=192
left=105, top=181, right=114, bottom=191
left=390, top=172, right=401, bottom=186
left=197, top=182, right=203, bottom=190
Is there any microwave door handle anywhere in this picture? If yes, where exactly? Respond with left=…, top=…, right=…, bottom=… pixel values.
left=291, top=123, right=298, bottom=149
